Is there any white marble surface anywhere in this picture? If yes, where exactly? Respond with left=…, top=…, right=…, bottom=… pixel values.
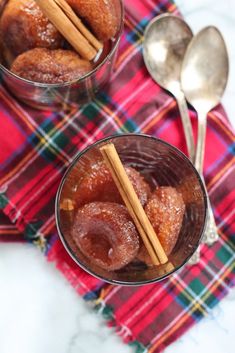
left=0, top=1, right=235, bottom=353
left=0, top=244, right=235, bottom=353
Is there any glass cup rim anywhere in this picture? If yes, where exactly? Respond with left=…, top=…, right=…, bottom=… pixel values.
left=0, top=0, right=124, bottom=88
left=55, top=133, right=208, bottom=286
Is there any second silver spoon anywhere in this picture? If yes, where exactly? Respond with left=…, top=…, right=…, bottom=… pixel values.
left=181, top=26, right=229, bottom=262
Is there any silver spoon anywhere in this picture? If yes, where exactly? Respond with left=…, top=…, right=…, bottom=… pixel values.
left=143, top=14, right=195, bottom=162
left=181, top=26, right=229, bottom=262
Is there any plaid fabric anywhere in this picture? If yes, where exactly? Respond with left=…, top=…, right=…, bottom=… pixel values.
left=0, top=1, right=235, bottom=352
left=0, top=212, right=23, bottom=242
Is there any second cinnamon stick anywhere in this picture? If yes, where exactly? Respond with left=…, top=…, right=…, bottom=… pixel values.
left=35, top=0, right=97, bottom=60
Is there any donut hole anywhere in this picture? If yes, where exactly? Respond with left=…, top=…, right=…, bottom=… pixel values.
left=75, top=220, right=115, bottom=267
left=71, top=202, right=140, bottom=271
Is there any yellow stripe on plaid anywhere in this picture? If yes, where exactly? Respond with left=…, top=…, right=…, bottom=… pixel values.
left=142, top=100, right=176, bottom=133
left=168, top=3, right=177, bottom=12
left=149, top=261, right=234, bottom=353
left=0, top=94, right=77, bottom=185
left=94, top=99, right=130, bottom=133
left=206, top=111, right=235, bottom=189
left=115, top=18, right=143, bottom=68
left=209, top=112, right=235, bottom=141
left=95, top=286, right=114, bottom=305
left=207, top=157, right=235, bottom=190
left=0, top=229, right=21, bottom=235
left=218, top=228, right=235, bottom=252
left=0, top=90, right=71, bottom=164
left=115, top=37, right=142, bottom=68
left=171, top=276, right=207, bottom=315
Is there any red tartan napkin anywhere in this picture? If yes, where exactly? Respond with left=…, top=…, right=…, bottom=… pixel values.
left=0, top=1, right=234, bottom=353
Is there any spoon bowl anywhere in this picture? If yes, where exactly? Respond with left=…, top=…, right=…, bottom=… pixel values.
left=143, top=14, right=193, bottom=95
left=181, top=26, right=229, bottom=119
left=143, top=14, right=195, bottom=161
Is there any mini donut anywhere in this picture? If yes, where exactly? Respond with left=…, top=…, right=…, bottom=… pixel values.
left=0, top=0, right=63, bottom=61
left=11, top=48, right=92, bottom=83
left=142, top=187, right=185, bottom=261
left=67, top=0, right=120, bottom=40
left=72, top=202, right=140, bottom=271
left=126, top=166, right=151, bottom=206
left=74, top=161, right=151, bottom=208
left=0, top=0, right=7, bottom=15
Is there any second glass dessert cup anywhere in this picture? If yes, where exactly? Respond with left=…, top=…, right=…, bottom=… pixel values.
left=56, top=134, right=207, bottom=285
left=0, top=0, right=123, bottom=110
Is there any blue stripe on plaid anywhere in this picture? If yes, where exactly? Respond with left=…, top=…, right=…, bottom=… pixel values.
left=228, top=142, right=235, bottom=154
left=125, top=0, right=177, bottom=43
left=126, top=17, right=150, bottom=44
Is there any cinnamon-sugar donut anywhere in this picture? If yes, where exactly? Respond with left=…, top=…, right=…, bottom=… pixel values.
left=67, top=0, right=120, bottom=40
left=145, top=186, right=185, bottom=256
left=11, top=48, right=92, bottom=83
left=72, top=202, right=139, bottom=271
left=74, top=161, right=151, bottom=208
left=0, top=0, right=63, bottom=61
left=0, top=0, right=7, bottom=15
left=138, top=186, right=185, bottom=265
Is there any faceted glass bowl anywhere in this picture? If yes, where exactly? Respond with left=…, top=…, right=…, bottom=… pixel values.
left=55, top=134, right=207, bottom=285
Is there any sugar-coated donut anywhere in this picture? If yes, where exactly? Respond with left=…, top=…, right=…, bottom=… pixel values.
left=74, top=161, right=151, bottom=208
left=146, top=186, right=185, bottom=256
left=138, top=187, right=185, bottom=264
left=0, top=0, right=63, bottom=62
left=72, top=202, right=140, bottom=271
left=67, top=0, right=120, bottom=40
left=11, top=48, right=92, bottom=83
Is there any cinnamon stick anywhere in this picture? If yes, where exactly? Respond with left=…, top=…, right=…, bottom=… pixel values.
left=35, top=0, right=97, bottom=60
left=54, top=0, right=103, bottom=51
left=158, top=261, right=175, bottom=276
left=100, top=143, right=168, bottom=265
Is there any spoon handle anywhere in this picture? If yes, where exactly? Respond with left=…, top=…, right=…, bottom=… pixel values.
left=176, top=92, right=195, bottom=162
left=195, top=111, right=207, bottom=174
left=189, top=177, right=218, bottom=265
left=195, top=110, right=218, bottom=253
left=204, top=197, right=218, bottom=244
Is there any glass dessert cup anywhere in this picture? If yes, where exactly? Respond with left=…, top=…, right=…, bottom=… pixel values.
left=56, top=134, right=207, bottom=285
left=0, top=0, right=123, bottom=111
